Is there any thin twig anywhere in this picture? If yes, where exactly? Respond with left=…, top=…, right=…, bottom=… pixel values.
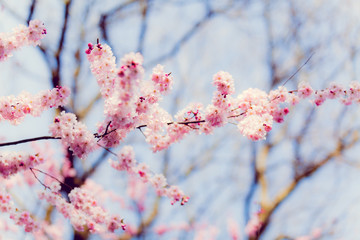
left=94, top=121, right=115, bottom=141
left=137, top=127, right=146, bottom=137
left=282, top=52, right=315, bottom=87
left=30, top=168, right=50, bottom=190
left=30, top=167, right=73, bottom=191
left=96, top=143, right=117, bottom=156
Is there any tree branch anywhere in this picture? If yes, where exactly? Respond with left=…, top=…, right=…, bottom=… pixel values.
left=252, top=130, right=359, bottom=240
left=0, top=136, right=60, bottom=147
left=26, top=0, right=37, bottom=24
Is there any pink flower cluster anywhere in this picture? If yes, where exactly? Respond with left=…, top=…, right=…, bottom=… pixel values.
left=213, top=71, right=235, bottom=95
left=86, top=42, right=178, bottom=150
left=0, top=187, right=37, bottom=232
left=49, top=112, right=97, bottom=159
left=85, top=43, right=360, bottom=149
left=109, top=146, right=189, bottom=205
left=86, top=43, right=118, bottom=98
left=0, top=152, right=43, bottom=178
left=235, top=88, right=276, bottom=141
left=143, top=102, right=205, bottom=152
left=201, top=72, right=236, bottom=133
left=309, top=81, right=360, bottom=106
left=151, top=64, right=173, bottom=94
left=0, top=86, right=70, bottom=125
left=0, top=20, right=46, bottom=61
left=86, top=43, right=144, bottom=101
left=38, top=182, right=125, bottom=233
left=208, top=80, right=360, bottom=141
left=86, top=43, right=146, bottom=145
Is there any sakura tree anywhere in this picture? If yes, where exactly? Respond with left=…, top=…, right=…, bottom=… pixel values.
left=1, top=1, right=360, bottom=240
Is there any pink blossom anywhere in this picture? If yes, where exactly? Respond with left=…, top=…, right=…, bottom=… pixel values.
left=0, top=20, right=46, bottom=61
left=109, top=146, right=189, bottom=205
left=39, top=184, right=125, bottom=234
left=0, top=86, right=69, bottom=125
left=213, top=71, right=235, bottom=95
left=109, top=145, right=136, bottom=172
left=0, top=152, right=43, bottom=178
left=313, top=90, right=326, bottom=106
left=269, top=86, right=289, bottom=104
left=152, top=64, right=173, bottom=94
left=205, top=105, right=226, bottom=127
left=297, top=81, right=314, bottom=98
left=326, top=82, right=344, bottom=99
left=0, top=187, right=38, bottom=232
left=49, top=112, right=97, bottom=159
left=238, top=112, right=273, bottom=141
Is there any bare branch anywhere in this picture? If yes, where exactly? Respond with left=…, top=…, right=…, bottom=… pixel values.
left=26, top=0, right=37, bottom=24
left=0, top=136, right=60, bottom=147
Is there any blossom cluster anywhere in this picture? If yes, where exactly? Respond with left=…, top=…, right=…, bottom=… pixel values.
left=87, top=44, right=144, bottom=145
left=0, top=187, right=37, bottom=232
left=306, top=81, right=360, bottom=106
left=86, top=42, right=360, bottom=145
left=0, top=20, right=46, bottom=61
left=151, top=64, right=173, bottom=94
left=86, top=43, right=144, bottom=103
left=0, top=152, right=43, bottom=178
left=109, top=146, right=189, bottom=205
left=84, top=42, right=272, bottom=147
left=0, top=86, right=70, bottom=125
left=38, top=182, right=125, bottom=233
left=49, top=112, right=97, bottom=159
left=141, top=78, right=360, bottom=143
left=86, top=42, right=177, bottom=151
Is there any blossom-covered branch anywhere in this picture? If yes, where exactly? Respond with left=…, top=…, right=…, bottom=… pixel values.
left=0, top=86, right=70, bottom=125
left=38, top=182, right=125, bottom=233
left=109, top=146, right=189, bottom=206
left=0, top=20, right=46, bottom=61
left=85, top=41, right=360, bottom=153
left=0, top=187, right=38, bottom=232
left=0, top=152, right=43, bottom=178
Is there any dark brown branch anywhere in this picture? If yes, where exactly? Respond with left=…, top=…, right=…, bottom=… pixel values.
left=26, top=0, right=37, bottom=24
left=0, top=119, right=203, bottom=148
left=0, top=111, right=240, bottom=148
left=99, top=0, right=138, bottom=42
left=136, top=119, right=206, bottom=130
left=0, top=88, right=309, bottom=149
left=52, top=0, right=73, bottom=89
left=0, top=136, right=60, bottom=147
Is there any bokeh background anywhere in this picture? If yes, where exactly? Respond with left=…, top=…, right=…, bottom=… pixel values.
left=1, top=0, right=360, bottom=239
